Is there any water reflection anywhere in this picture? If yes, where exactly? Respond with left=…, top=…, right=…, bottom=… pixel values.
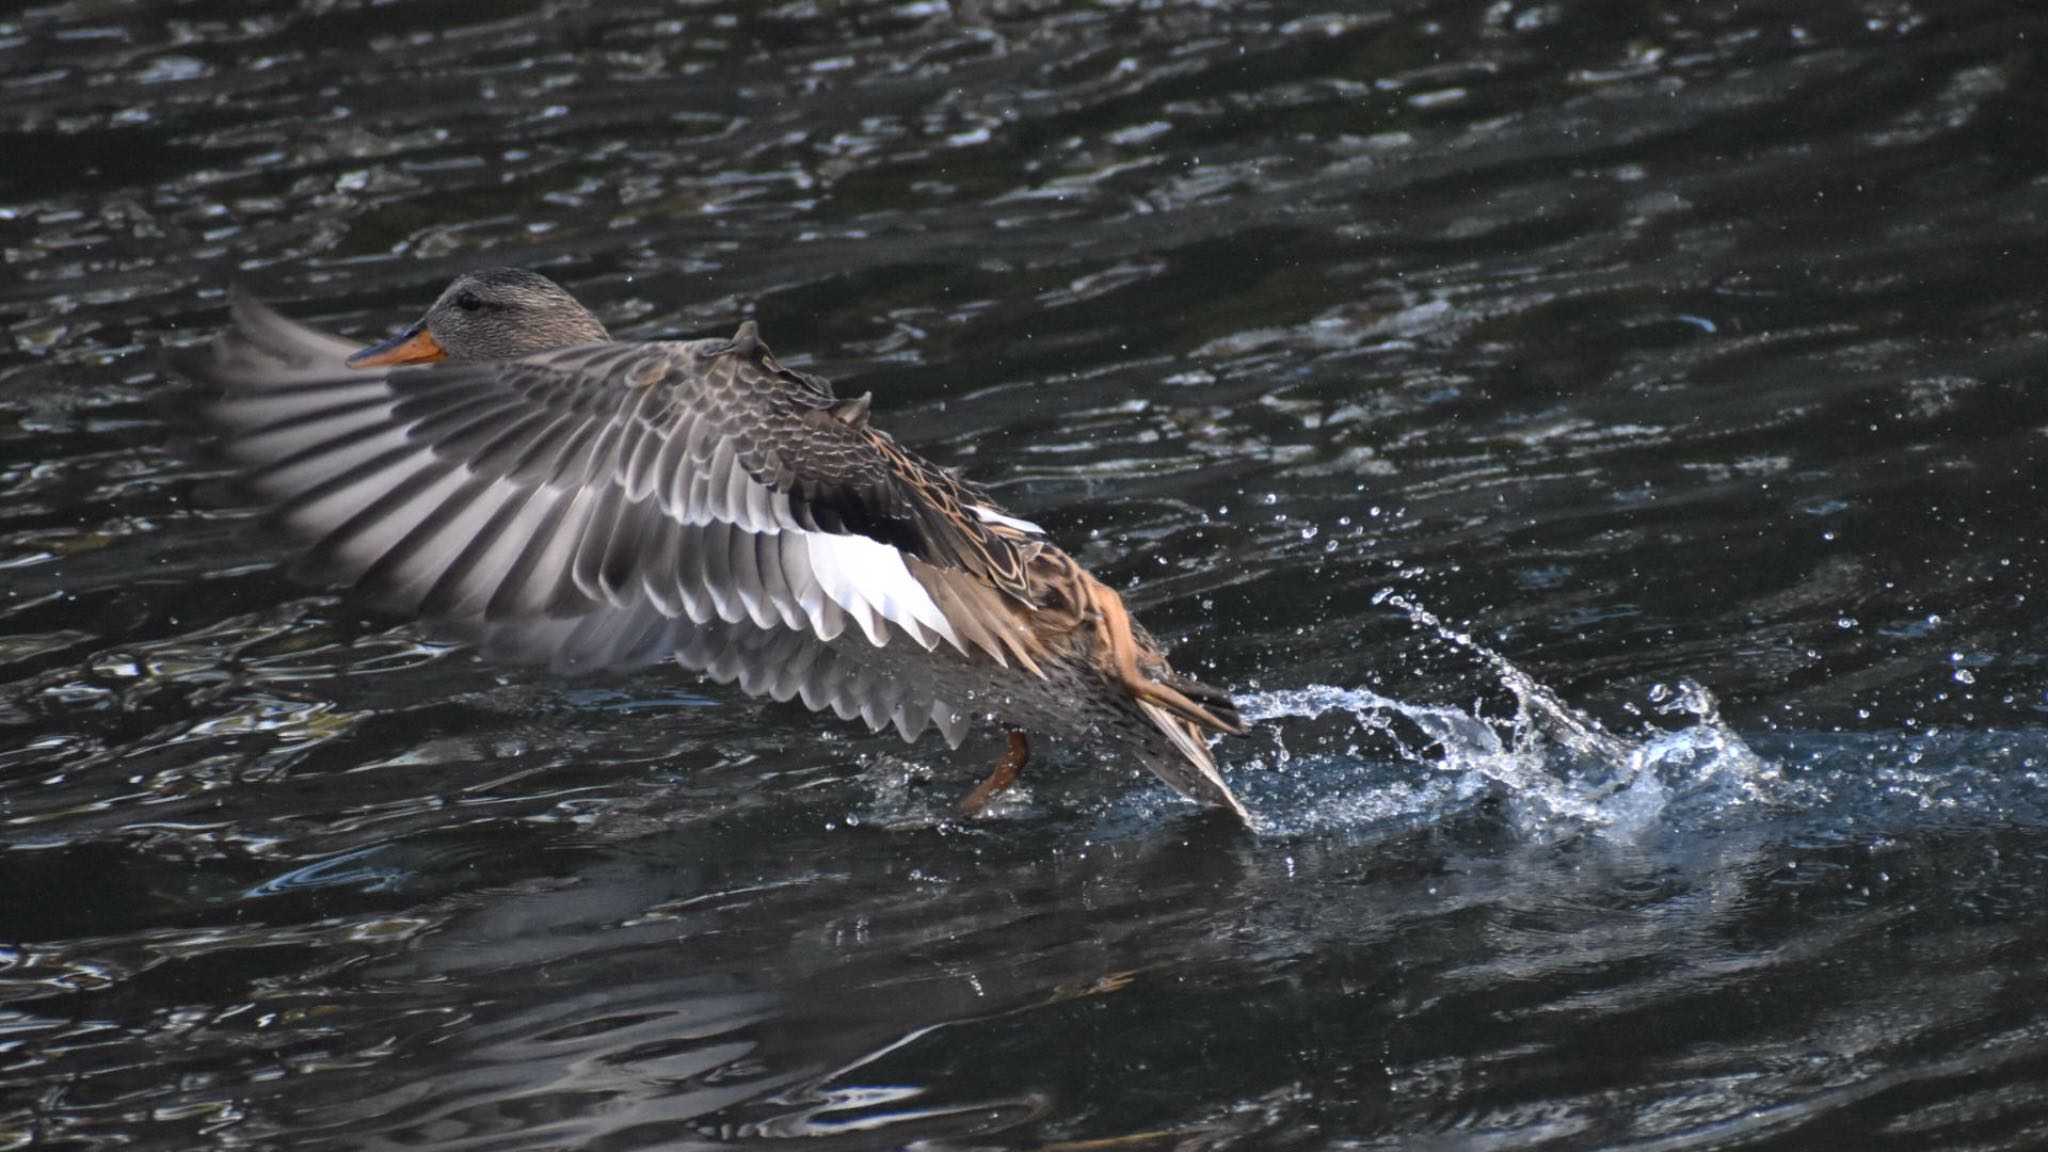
left=25, top=774, right=2020, bottom=1151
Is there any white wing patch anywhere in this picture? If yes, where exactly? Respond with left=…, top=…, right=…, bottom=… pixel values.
left=803, top=530, right=960, bottom=653
left=969, top=505, right=1043, bottom=535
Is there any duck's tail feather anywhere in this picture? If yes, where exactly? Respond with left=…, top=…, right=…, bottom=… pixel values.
left=1136, top=701, right=1253, bottom=825
left=1131, top=672, right=1247, bottom=735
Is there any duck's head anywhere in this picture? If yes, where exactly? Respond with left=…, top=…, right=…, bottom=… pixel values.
left=346, top=267, right=610, bottom=366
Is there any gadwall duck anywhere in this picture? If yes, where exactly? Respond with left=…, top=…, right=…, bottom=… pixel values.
left=180, top=268, right=1250, bottom=821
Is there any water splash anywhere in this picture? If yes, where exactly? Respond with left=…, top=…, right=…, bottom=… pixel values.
left=1238, top=591, right=1776, bottom=840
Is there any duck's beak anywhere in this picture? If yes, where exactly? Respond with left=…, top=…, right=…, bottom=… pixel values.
left=346, top=322, right=446, bottom=368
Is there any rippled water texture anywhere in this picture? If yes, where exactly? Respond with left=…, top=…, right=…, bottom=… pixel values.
left=6, top=1, right=2048, bottom=1148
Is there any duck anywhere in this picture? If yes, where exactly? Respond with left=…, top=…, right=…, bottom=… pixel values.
left=179, top=267, right=1250, bottom=822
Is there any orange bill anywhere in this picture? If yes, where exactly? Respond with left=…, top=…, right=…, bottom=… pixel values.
left=346, top=323, right=446, bottom=367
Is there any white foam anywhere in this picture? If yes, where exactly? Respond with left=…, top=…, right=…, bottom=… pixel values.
left=1236, top=591, right=1775, bottom=841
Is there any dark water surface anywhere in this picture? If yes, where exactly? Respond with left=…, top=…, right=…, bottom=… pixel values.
left=6, top=1, right=2048, bottom=1148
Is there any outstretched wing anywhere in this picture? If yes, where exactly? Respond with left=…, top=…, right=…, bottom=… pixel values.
left=178, top=289, right=1046, bottom=670
left=468, top=588, right=992, bottom=747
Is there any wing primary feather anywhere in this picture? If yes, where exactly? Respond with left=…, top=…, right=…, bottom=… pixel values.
left=240, top=419, right=409, bottom=498
left=599, top=496, right=660, bottom=601
left=618, top=388, right=669, bottom=502
left=415, top=481, right=546, bottom=620
left=212, top=384, right=394, bottom=438
left=699, top=521, right=743, bottom=623
left=673, top=522, right=716, bottom=624
left=638, top=513, right=686, bottom=618
left=724, top=524, right=775, bottom=628
left=258, top=437, right=429, bottom=534
left=569, top=480, right=631, bottom=602
left=321, top=468, right=492, bottom=610
left=753, top=533, right=802, bottom=630
left=528, top=415, right=603, bottom=487
left=481, top=485, right=593, bottom=620
left=652, top=409, right=697, bottom=517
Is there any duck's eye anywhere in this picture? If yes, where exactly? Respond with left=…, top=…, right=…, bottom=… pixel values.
left=455, top=291, right=483, bottom=312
